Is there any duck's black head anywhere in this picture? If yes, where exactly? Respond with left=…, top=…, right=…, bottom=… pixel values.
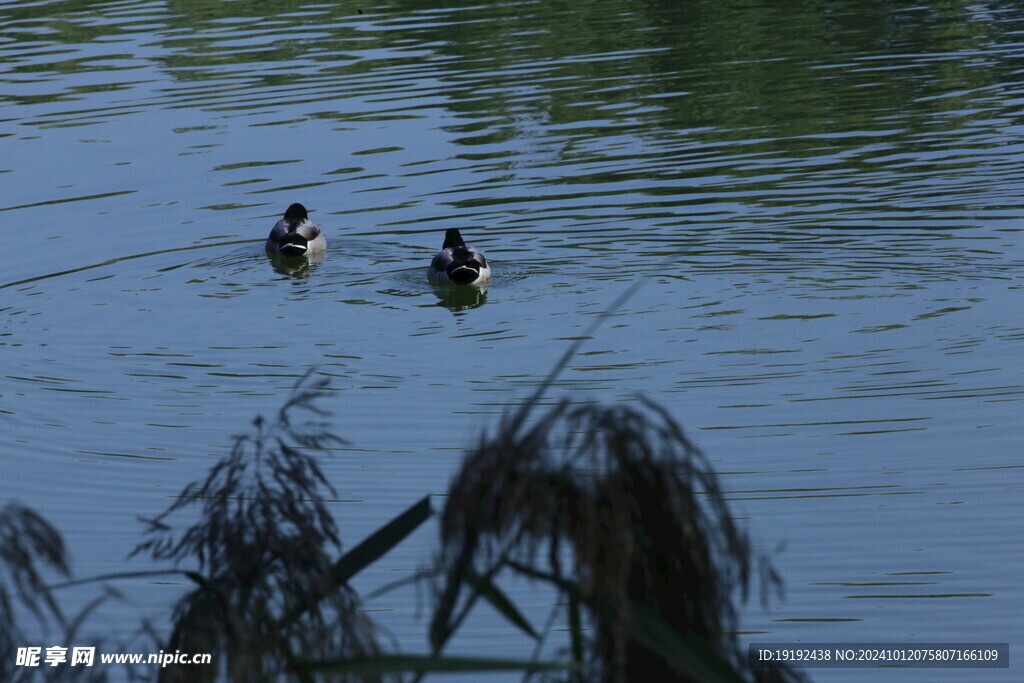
left=442, top=228, right=466, bottom=250
left=284, top=203, right=308, bottom=221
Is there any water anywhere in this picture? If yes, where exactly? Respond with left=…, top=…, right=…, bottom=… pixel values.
left=2, top=0, right=1022, bottom=680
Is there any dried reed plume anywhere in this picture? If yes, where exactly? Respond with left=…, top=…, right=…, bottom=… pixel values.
left=132, top=373, right=386, bottom=682
left=433, top=397, right=801, bottom=682
left=1, top=503, right=71, bottom=679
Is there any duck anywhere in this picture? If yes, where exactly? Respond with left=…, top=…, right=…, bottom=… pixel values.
left=265, top=203, right=326, bottom=257
left=428, top=228, right=491, bottom=285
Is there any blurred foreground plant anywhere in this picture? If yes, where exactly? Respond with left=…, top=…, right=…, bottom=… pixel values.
left=132, top=373, right=388, bottom=682
left=10, top=310, right=806, bottom=683
left=431, top=397, right=802, bottom=683
left=7, top=379, right=803, bottom=682
left=0, top=503, right=70, bottom=679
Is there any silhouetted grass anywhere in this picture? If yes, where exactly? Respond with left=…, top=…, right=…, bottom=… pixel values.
left=9, top=333, right=804, bottom=681
left=131, top=372, right=388, bottom=682
left=1, top=503, right=70, bottom=679
left=431, top=397, right=802, bottom=682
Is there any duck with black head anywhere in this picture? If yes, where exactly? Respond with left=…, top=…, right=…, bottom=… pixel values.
left=427, top=228, right=491, bottom=285
left=265, top=203, right=326, bottom=257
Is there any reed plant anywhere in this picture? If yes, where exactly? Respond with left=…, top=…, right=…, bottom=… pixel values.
left=1, top=503, right=70, bottom=680
left=429, top=396, right=800, bottom=682
left=7, top=336, right=802, bottom=681
left=131, top=373, right=388, bottom=682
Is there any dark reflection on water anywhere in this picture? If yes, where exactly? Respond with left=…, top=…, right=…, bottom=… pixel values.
left=431, top=283, right=488, bottom=312
left=266, top=250, right=324, bottom=278
left=2, top=0, right=1023, bottom=677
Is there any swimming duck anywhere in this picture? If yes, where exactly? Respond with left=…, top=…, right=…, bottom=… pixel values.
left=428, top=228, right=491, bottom=285
left=265, top=203, right=326, bottom=257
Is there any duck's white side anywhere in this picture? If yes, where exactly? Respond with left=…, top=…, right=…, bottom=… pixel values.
left=428, top=228, right=491, bottom=285
left=265, top=203, right=326, bottom=257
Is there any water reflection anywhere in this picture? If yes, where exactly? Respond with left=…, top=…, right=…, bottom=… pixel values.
left=431, top=282, right=488, bottom=312
left=266, top=250, right=324, bottom=279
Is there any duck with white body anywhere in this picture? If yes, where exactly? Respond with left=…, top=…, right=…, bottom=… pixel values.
left=428, top=228, right=491, bottom=285
left=265, top=203, right=326, bottom=257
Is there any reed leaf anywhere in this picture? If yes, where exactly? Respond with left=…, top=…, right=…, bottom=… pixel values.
left=332, top=496, right=432, bottom=585
left=466, top=567, right=540, bottom=641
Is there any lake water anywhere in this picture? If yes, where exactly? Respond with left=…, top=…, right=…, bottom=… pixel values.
left=2, top=0, right=1022, bottom=680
